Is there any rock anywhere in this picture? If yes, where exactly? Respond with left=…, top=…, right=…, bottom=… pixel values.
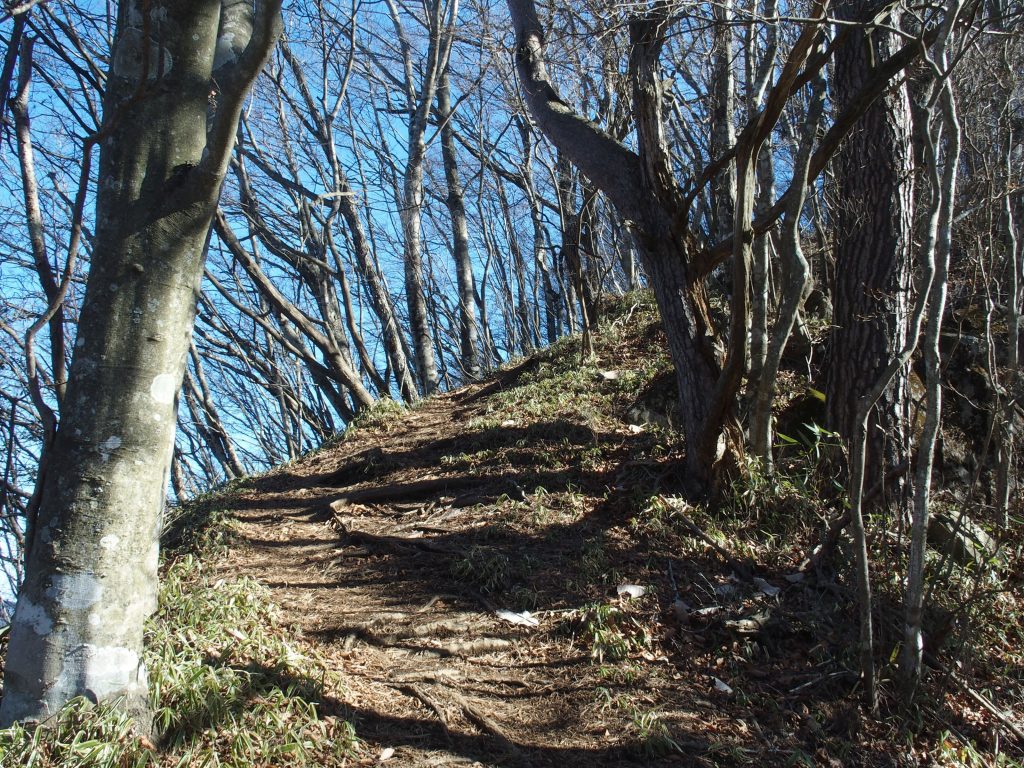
left=803, top=287, right=832, bottom=319
left=625, top=370, right=678, bottom=430
left=927, top=512, right=1000, bottom=569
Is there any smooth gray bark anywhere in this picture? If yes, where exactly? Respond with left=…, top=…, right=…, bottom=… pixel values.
left=709, top=0, right=736, bottom=243
left=902, top=23, right=961, bottom=699
left=270, top=40, right=417, bottom=402
left=437, top=70, right=481, bottom=380
left=749, top=70, right=826, bottom=466
left=0, top=0, right=282, bottom=727
left=388, top=0, right=453, bottom=396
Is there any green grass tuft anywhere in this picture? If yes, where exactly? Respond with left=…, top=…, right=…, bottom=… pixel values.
left=1, top=508, right=358, bottom=767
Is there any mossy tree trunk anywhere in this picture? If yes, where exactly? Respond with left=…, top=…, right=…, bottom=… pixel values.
left=0, top=0, right=282, bottom=727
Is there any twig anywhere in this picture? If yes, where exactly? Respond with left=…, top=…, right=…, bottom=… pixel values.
left=665, top=499, right=751, bottom=579
left=448, top=688, right=520, bottom=754
left=926, top=655, right=1024, bottom=747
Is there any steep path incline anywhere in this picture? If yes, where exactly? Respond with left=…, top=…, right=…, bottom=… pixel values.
left=215, top=358, right=719, bottom=767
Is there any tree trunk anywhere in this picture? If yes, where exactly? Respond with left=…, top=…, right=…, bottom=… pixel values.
left=825, top=0, right=915, bottom=504
left=710, top=0, right=737, bottom=243
left=750, top=70, right=827, bottom=466
left=390, top=0, right=450, bottom=396
left=902, top=22, right=961, bottom=700
left=437, top=70, right=481, bottom=381
left=0, top=0, right=281, bottom=727
left=996, top=129, right=1020, bottom=526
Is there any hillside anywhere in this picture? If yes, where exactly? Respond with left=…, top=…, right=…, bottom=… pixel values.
left=3, top=293, right=1021, bottom=767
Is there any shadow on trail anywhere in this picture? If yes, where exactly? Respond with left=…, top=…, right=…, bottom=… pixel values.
left=211, top=394, right=930, bottom=766
left=163, top=654, right=722, bottom=768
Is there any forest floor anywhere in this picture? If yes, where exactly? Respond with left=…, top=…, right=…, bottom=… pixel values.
left=200, top=295, right=1022, bottom=767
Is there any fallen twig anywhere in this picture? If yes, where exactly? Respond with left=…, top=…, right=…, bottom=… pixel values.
left=401, top=683, right=454, bottom=740
left=927, top=654, right=1024, bottom=747
left=334, top=520, right=459, bottom=555
left=448, top=688, right=521, bottom=754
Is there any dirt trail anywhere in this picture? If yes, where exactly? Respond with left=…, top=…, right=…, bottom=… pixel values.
left=205, top=306, right=1020, bottom=768
left=216, top=373, right=694, bottom=767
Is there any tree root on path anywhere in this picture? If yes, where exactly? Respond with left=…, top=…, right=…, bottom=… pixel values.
left=398, top=682, right=522, bottom=757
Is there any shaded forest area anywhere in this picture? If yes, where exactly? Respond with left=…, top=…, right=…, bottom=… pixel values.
left=0, top=0, right=1022, bottom=763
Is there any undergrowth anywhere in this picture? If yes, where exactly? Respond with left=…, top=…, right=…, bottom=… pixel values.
left=0, top=494, right=357, bottom=768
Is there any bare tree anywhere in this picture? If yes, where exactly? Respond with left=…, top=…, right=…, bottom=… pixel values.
left=1, top=0, right=282, bottom=726
left=437, top=68, right=482, bottom=380
left=507, top=0, right=889, bottom=493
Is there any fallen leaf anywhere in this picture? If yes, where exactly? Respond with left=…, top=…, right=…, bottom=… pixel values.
left=379, top=746, right=396, bottom=761
left=617, top=584, right=646, bottom=598
left=495, top=609, right=540, bottom=627
left=713, top=677, right=733, bottom=694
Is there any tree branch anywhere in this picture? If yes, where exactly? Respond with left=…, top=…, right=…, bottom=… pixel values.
left=506, top=0, right=645, bottom=222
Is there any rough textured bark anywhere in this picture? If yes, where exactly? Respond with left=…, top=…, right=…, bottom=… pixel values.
left=629, top=13, right=731, bottom=485
left=0, top=0, right=282, bottom=727
left=824, top=0, right=915, bottom=502
left=996, top=129, right=1020, bottom=525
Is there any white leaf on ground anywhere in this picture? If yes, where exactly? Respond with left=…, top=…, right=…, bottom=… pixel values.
left=713, top=677, right=733, bottom=694
left=617, top=584, right=646, bottom=598
left=599, top=370, right=620, bottom=381
left=379, top=747, right=396, bottom=761
left=495, top=609, right=539, bottom=627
